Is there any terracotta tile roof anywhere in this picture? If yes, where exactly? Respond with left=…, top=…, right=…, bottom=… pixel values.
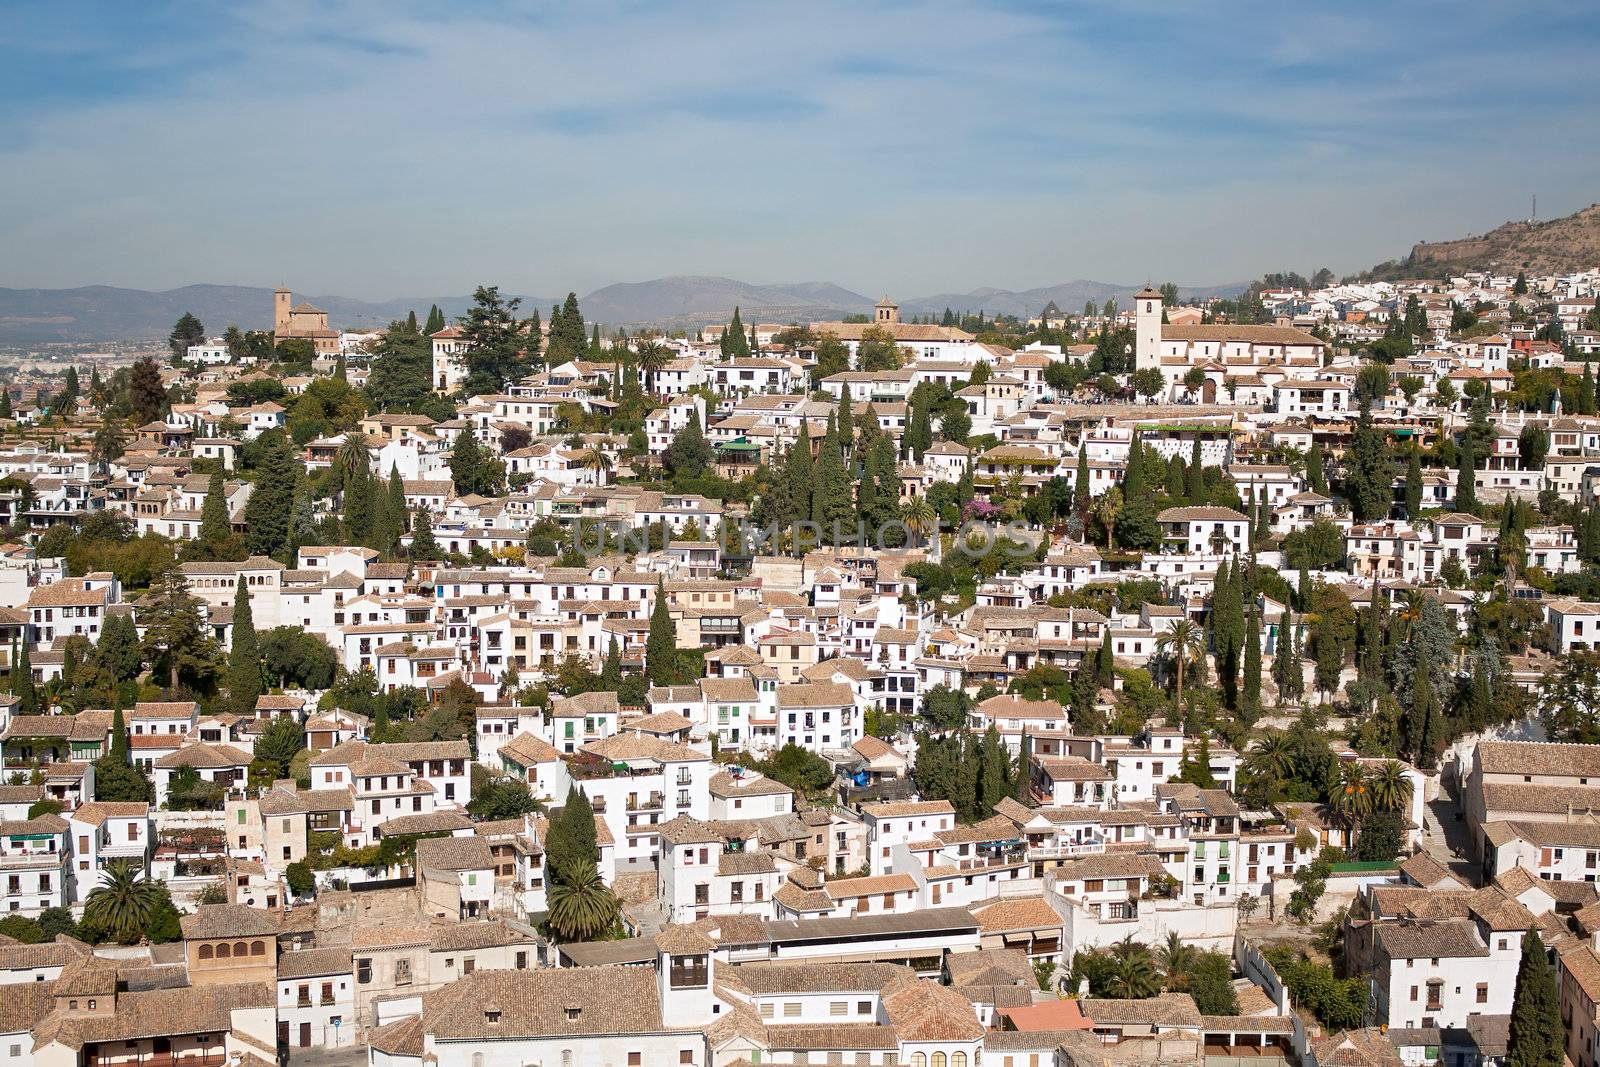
left=419, top=967, right=664, bottom=1038
left=971, top=895, right=1063, bottom=933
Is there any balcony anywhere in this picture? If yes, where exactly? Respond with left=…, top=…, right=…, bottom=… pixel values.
left=87, top=1054, right=226, bottom=1067
left=627, top=792, right=665, bottom=812
left=1030, top=838, right=1106, bottom=859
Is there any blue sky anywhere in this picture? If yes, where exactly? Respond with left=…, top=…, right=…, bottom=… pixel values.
left=2, top=0, right=1597, bottom=300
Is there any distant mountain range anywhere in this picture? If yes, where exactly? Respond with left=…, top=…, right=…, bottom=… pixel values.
left=1363, top=201, right=1600, bottom=281
left=0, top=275, right=1250, bottom=345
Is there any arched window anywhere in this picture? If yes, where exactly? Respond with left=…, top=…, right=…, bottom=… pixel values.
left=912, top=1055, right=926, bottom=1067
left=251, top=941, right=266, bottom=956
left=953, top=1054, right=967, bottom=1067
left=933, top=1053, right=947, bottom=1067
left=472, top=1055, right=484, bottom=1067
left=216, top=943, right=230, bottom=959
left=198, top=944, right=213, bottom=960
left=234, top=941, right=248, bottom=957
left=562, top=1052, right=573, bottom=1067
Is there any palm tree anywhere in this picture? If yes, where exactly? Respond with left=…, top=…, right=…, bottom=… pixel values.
left=1155, top=618, right=1205, bottom=710
left=1094, top=487, right=1123, bottom=550
left=1155, top=930, right=1195, bottom=988
left=547, top=860, right=620, bottom=942
left=901, top=497, right=937, bottom=548
left=1326, top=761, right=1371, bottom=852
left=84, top=862, right=161, bottom=943
left=635, top=341, right=669, bottom=396
left=579, top=448, right=613, bottom=486
left=1105, top=948, right=1161, bottom=999
left=1248, top=732, right=1295, bottom=781
left=1368, top=760, right=1414, bottom=814
left=334, top=433, right=369, bottom=488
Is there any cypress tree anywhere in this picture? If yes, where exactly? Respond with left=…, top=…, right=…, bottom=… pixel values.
left=14, top=642, right=38, bottom=716
left=1404, top=443, right=1423, bottom=518
left=1508, top=929, right=1564, bottom=1067
left=602, top=637, right=622, bottom=690
left=784, top=421, right=815, bottom=535
left=904, top=389, right=933, bottom=460
left=645, top=580, right=680, bottom=685
left=1582, top=364, right=1597, bottom=417
left=1306, top=444, right=1326, bottom=494
left=388, top=465, right=409, bottom=535
left=861, top=435, right=900, bottom=531
left=1073, top=445, right=1091, bottom=516
left=722, top=307, right=750, bottom=358
left=1185, top=437, right=1205, bottom=499
left=425, top=305, right=445, bottom=334
left=1242, top=604, right=1262, bottom=719
left=1096, top=630, right=1114, bottom=683
left=343, top=460, right=374, bottom=543
left=1408, top=648, right=1437, bottom=768
left=1254, top=488, right=1271, bottom=545
left=410, top=509, right=439, bottom=558
left=106, top=702, right=130, bottom=763
left=813, top=417, right=854, bottom=542
left=1456, top=435, right=1478, bottom=515
left=199, top=468, right=230, bottom=550
left=1273, top=613, right=1303, bottom=704
left=227, top=578, right=261, bottom=718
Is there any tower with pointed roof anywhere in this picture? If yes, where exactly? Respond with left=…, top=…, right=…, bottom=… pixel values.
left=874, top=297, right=900, bottom=325
left=1135, top=285, right=1163, bottom=377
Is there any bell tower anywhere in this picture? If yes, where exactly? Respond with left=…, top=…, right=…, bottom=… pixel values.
left=274, top=287, right=292, bottom=339
left=874, top=297, right=900, bottom=325
left=1134, top=285, right=1163, bottom=374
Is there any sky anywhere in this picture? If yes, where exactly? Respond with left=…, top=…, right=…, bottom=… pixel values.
left=2, top=0, right=1598, bottom=301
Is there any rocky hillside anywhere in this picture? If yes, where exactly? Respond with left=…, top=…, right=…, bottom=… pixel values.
left=1365, top=202, right=1600, bottom=279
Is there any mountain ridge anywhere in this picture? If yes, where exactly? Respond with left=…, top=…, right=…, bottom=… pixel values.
left=0, top=275, right=1248, bottom=345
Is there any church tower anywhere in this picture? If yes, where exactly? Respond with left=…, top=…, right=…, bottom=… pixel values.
left=274, top=287, right=292, bottom=339
left=874, top=297, right=900, bottom=325
left=1134, top=285, right=1163, bottom=374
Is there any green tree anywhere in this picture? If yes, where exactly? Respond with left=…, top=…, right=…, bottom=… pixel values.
left=721, top=307, right=751, bottom=358
left=198, top=468, right=230, bottom=551
left=254, top=714, right=305, bottom=779
left=1456, top=434, right=1478, bottom=514
left=83, top=862, right=162, bottom=943
left=812, top=419, right=854, bottom=539
left=12, top=641, right=38, bottom=715
left=1508, top=929, right=1564, bottom=1067
left=546, top=293, right=588, bottom=366
left=1306, top=444, right=1326, bottom=494
left=227, top=579, right=261, bottom=717
left=860, top=434, right=901, bottom=531
left=364, top=316, right=435, bottom=412
left=663, top=416, right=714, bottom=480
left=243, top=431, right=297, bottom=559
left=139, top=564, right=217, bottom=691
left=460, top=285, right=528, bottom=394
left=544, top=787, right=599, bottom=874
left=424, top=305, right=446, bottom=334
left=469, top=777, right=540, bottom=819
left=129, top=357, right=167, bottom=424
left=409, top=508, right=439, bottom=558
left=1404, top=444, right=1423, bottom=518
left=168, top=312, right=205, bottom=361
left=547, top=860, right=619, bottom=942
left=645, top=581, right=680, bottom=685
left=856, top=325, right=906, bottom=371
left=1346, top=404, right=1393, bottom=521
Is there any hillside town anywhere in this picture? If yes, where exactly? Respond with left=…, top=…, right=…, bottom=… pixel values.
left=4, top=266, right=1600, bottom=1067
